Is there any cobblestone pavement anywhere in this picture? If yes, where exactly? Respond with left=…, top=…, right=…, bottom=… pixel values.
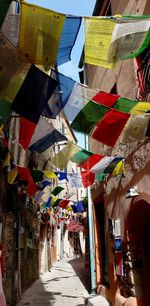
left=16, top=258, right=90, bottom=306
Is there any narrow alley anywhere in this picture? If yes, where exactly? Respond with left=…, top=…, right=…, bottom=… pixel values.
left=16, top=258, right=90, bottom=306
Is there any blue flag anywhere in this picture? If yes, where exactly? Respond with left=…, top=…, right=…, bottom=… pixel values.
left=57, top=171, right=68, bottom=181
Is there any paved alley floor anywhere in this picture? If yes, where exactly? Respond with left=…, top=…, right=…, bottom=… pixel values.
left=16, top=258, right=90, bottom=306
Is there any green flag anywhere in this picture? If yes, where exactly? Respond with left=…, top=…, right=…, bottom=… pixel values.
left=0, top=0, right=11, bottom=27
left=113, top=98, right=138, bottom=113
left=51, top=186, right=64, bottom=196
left=70, top=149, right=93, bottom=165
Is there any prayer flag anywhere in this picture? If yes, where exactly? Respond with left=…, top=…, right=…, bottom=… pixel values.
left=70, top=205, right=77, bottom=213
left=51, top=186, right=64, bottom=196
left=122, top=114, right=150, bottom=143
left=0, top=100, right=12, bottom=125
left=52, top=198, right=62, bottom=207
left=19, top=118, right=36, bottom=150
left=130, top=102, right=150, bottom=114
left=30, top=170, right=44, bottom=182
left=7, top=167, right=18, bottom=184
left=26, top=181, right=38, bottom=197
left=43, top=171, right=57, bottom=179
left=71, top=101, right=109, bottom=134
left=3, top=152, right=11, bottom=167
left=112, top=160, right=124, bottom=176
left=12, top=65, right=57, bottom=123
left=67, top=172, right=82, bottom=189
left=0, top=0, right=11, bottom=27
left=80, top=154, right=104, bottom=171
left=63, top=83, right=98, bottom=122
left=57, top=172, right=68, bottom=181
left=92, top=109, right=130, bottom=146
left=84, top=17, right=116, bottom=68
left=51, top=143, right=80, bottom=169
left=76, top=200, right=85, bottom=213
left=96, top=173, right=106, bottom=183
left=43, top=70, right=75, bottom=119
left=113, top=98, right=138, bottom=113
left=19, top=2, right=65, bottom=69
left=59, top=199, right=70, bottom=209
left=81, top=171, right=95, bottom=188
left=104, top=157, right=123, bottom=174
left=92, top=91, right=120, bottom=108
left=89, top=156, right=115, bottom=175
left=28, top=116, right=67, bottom=153
left=108, top=17, right=150, bottom=63
left=70, top=149, right=93, bottom=165
left=57, top=16, right=81, bottom=65
left=38, top=179, right=52, bottom=190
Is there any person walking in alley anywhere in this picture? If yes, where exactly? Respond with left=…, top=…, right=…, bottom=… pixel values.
left=0, top=244, right=6, bottom=306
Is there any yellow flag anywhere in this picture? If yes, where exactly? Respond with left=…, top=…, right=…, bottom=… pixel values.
left=7, top=167, right=18, bottom=184
left=43, top=171, right=57, bottom=179
left=130, top=102, right=150, bottom=114
left=3, top=152, right=11, bottom=167
left=19, top=2, right=65, bottom=70
left=51, top=196, right=57, bottom=204
left=84, top=17, right=116, bottom=68
left=51, top=143, right=80, bottom=169
left=112, top=160, right=124, bottom=176
left=66, top=205, right=72, bottom=211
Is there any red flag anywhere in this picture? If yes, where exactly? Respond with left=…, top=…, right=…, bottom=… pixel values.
left=18, top=167, right=38, bottom=197
left=27, top=181, right=38, bottom=197
left=80, top=154, right=104, bottom=170
left=92, top=109, right=130, bottom=146
left=81, top=171, right=95, bottom=188
left=59, top=199, right=70, bottom=209
left=92, top=91, right=120, bottom=108
left=19, top=117, right=36, bottom=149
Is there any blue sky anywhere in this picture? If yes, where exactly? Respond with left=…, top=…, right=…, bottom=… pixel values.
left=27, top=0, right=96, bottom=147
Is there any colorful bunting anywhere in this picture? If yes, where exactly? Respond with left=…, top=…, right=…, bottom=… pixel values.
left=12, top=65, right=57, bottom=123
left=51, top=143, right=80, bottom=169
left=57, top=16, right=81, bottom=66
left=71, top=101, right=109, bottom=134
left=19, top=2, right=65, bottom=70
left=84, top=17, right=116, bottom=68
left=28, top=116, right=67, bottom=153
left=92, top=109, right=130, bottom=146
left=51, top=186, right=64, bottom=196
left=81, top=171, right=95, bottom=188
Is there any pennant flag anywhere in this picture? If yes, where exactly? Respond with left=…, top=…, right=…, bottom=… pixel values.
left=113, top=97, right=138, bottom=113
left=43, top=70, right=76, bottom=119
left=51, top=143, right=80, bottom=169
left=63, top=83, right=98, bottom=122
left=80, top=154, right=104, bottom=171
left=84, top=17, right=116, bottom=68
left=43, top=171, right=57, bottom=179
left=0, top=100, right=12, bottom=125
left=81, top=171, right=95, bottom=188
left=1, top=1, right=20, bottom=47
left=51, top=186, right=64, bottom=196
left=28, top=116, right=67, bottom=153
left=70, top=148, right=93, bottom=165
left=19, top=2, right=65, bottom=70
left=7, top=167, right=18, bottom=184
left=59, top=199, right=70, bottom=209
left=112, top=160, right=124, bottom=176
left=92, top=91, right=120, bottom=108
left=56, top=16, right=81, bottom=66
left=57, top=172, right=68, bottom=181
left=122, top=114, right=150, bottom=143
left=30, top=170, right=44, bottom=182
left=92, top=109, right=130, bottom=146
left=0, top=0, right=11, bottom=27
left=71, top=101, right=109, bottom=134
left=76, top=200, right=85, bottom=213
left=12, top=65, right=57, bottom=123
left=67, top=172, right=82, bottom=189
left=108, top=17, right=150, bottom=63
left=89, top=156, right=115, bottom=175
left=19, top=118, right=37, bottom=150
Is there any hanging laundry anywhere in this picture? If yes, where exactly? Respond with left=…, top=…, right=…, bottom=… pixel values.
left=28, top=116, right=67, bottom=153
left=43, top=70, right=75, bottom=119
left=92, top=109, right=130, bottom=147
left=18, top=2, right=65, bottom=70
left=51, top=143, right=80, bottom=169
left=108, top=16, right=150, bottom=63
left=84, top=17, right=116, bottom=68
left=81, top=171, right=95, bottom=188
left=12, top=65, right=57, bottom=123
left=56, top=16, right=81, bottom=66
left=71, top=101, right=109, bottom=134
left=51, top=186, right=64, bottom=196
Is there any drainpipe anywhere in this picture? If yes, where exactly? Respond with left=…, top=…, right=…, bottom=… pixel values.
left=85, top=131, right=96, bottom=293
